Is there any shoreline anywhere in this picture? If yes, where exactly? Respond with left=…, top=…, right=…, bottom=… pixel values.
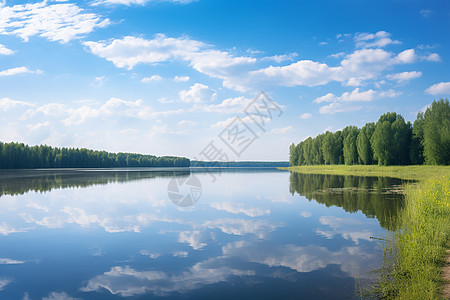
left=284, top=165, right=450, bottom=299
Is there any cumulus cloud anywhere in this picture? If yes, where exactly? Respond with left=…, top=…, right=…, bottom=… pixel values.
left=261, top=52, right=298, bottom=63
left=210, top=202, right=270, bottom=217
left=425, top=82, right=450, bottom=95
left=354, top=31, right=401, bottom=48
left=319, top=102, right=362, bottom=114
left=299, top=113, right=312, bottom=119
left=269, top=126, right=292, bottom=135
left=0, top=43, right=13, bottom=55
left=94, top=0, right=197, bottom=6
left=83, top=31, right=439, bottom=91
left=0, top=67, right=42, bottom=76
left=83, top=34, right=256, bottom=82
left=0, top=1, right=110, bottom=43
left=386, top=71, right=422, bottom=83
left=0, top=258, right=25, bottom=264
left=423, top=53, right=441, bottom=62
left=193, top=96, right=251, bottom=114
left=0, top=97, right=34, bottom=111
left=173, top=75, right=190, bottom=82
left=81, top=263, right=252, bottom=297
left=42, top=291, right=81, bottom=300
left=0, top=278, right=12, bottom=291
left=179, top=83, right=217, bottom=103
left=141, top=75, right=162, bottom=82
left=317, top=216, right=375, bottom=244
left=203, top=218, right=278, bottom=239
left=20, top=97, right=182, bottom=125
left=178, top=230, right=207, bottom=250
left=315, top=88, right=401, bottom=114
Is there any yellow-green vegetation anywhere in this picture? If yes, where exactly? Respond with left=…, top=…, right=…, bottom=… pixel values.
left=283, top=165, right=450, bottom=299
left=377, top=176, right=450, bottom=299
left=281, top=165, right=450, bottom=181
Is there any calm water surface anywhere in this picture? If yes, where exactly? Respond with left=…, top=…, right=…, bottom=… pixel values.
left=0, top=169, right=405, bottom=299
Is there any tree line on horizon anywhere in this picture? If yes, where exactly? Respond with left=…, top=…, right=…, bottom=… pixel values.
left=0, top=143, right=190, bottom=169
left=289, top=99, right=449, bottom=166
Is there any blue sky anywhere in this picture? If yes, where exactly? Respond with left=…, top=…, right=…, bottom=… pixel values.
left=0, top=0, right=449, bottom=160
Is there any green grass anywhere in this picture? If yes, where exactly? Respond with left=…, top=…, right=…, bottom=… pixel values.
left=284, top=165, right=450, bottom=299
left=377, top=177, right=450, bottom=299
left=281, top=165, right=450, bottom=181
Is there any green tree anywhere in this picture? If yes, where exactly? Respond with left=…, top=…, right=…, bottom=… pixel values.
left=343, top=126, right=359, bottom=165
left=410, top=112, right=425, bottom=164
left=422, top=99, right=450, bottom=165
left=289, top=143, right=297, bottom=166
left=357, top=122, right=375, bottom=165
left=322, top=132, right=340, bottom=164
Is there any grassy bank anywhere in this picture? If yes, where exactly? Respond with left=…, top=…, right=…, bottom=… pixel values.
left=284, top=165, right=450, bottom=299
left=377, top=177, right=450, bottom=299
left=282, top=165, right=450, bottom=181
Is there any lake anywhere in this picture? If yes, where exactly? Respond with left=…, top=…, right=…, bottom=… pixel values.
left=0, top=168, right=405, bottom=299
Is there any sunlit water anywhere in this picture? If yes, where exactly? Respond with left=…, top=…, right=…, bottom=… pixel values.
left=0, top=168, right=405, bottom=299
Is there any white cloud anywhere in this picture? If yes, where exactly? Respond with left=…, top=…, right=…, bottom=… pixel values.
left=313, top=93, right=336, bottom=103
left=94, top=0, right=197, bottom=6
left=193, top=96, right=251, bottom=114
left=81, top=263, right=252, bottom=297
left=243, top=47, right=414, bottom=90
left=90, top=76, right=107, bottom=87
left=299, top=113, right=312, bottom=119
left=83, top=34, right=255, bottom=82
left=354, top=31, right=401, bottom=48
left=0, top=97, right=33, bottom=111
left=425, top=82, right=450, bottom=95
left=317, top=216, right=375, bottom=244
left=22, top=97, right=182, bottom=125
left=262, top=52, right=298, bottom=63
left=141, top=75, right=162, bottom=82
left=0, top=278, right=12, bottom=291
left=84, top=34, right=257, bottom=91
left=0, top=43, right=13, bottom=55
left=0, top=66, right=42, bottom=76
left=328, top=52, right=345, bottom=59
left=315, top=88, right=399, bottom=104
left=341, top=88, right=377, bottom=102
left=420, top=9, right=433, bottom=18
left=0, top=258, right=25, bottom=264
left=423, top=53, right=441, bottom=62
left=203, top=218, right=278, bottom=239
left=140, top=250, right=161, bottom=259
left=174, top=75, right=190, bottom=82
left=319, top=102, right=362, bottom=114
left=177, top=120, right=196, bottom=127
left=246, top=60, right=340, bottom=88
left=210, top=114, right=270, bottom=128
left=27, top=121, right=51, bottom=131
left=299, top=211, right=312, bottom=218
left=0, top=1, right=110, bottom=43
left=386, top=71, right=422, bottom=83
left=396, top=49, right=417, bottom=63
left=178, top=230, right=206, bottom=250
left=172, top=251, right=188, bottom=257
left=179, top=83, right=216, bottom=103
left=269, top=126, right=292, bottom=135
left=210, top=202, right=270, bottom=217
left=42, top=291, right=81, bottom=300
left=83, top=32, right=437, bottom=92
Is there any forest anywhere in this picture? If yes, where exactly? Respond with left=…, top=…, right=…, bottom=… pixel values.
left=0, top=143, right=190, bottom=169
left=289, top=99, right=449, bottom=166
